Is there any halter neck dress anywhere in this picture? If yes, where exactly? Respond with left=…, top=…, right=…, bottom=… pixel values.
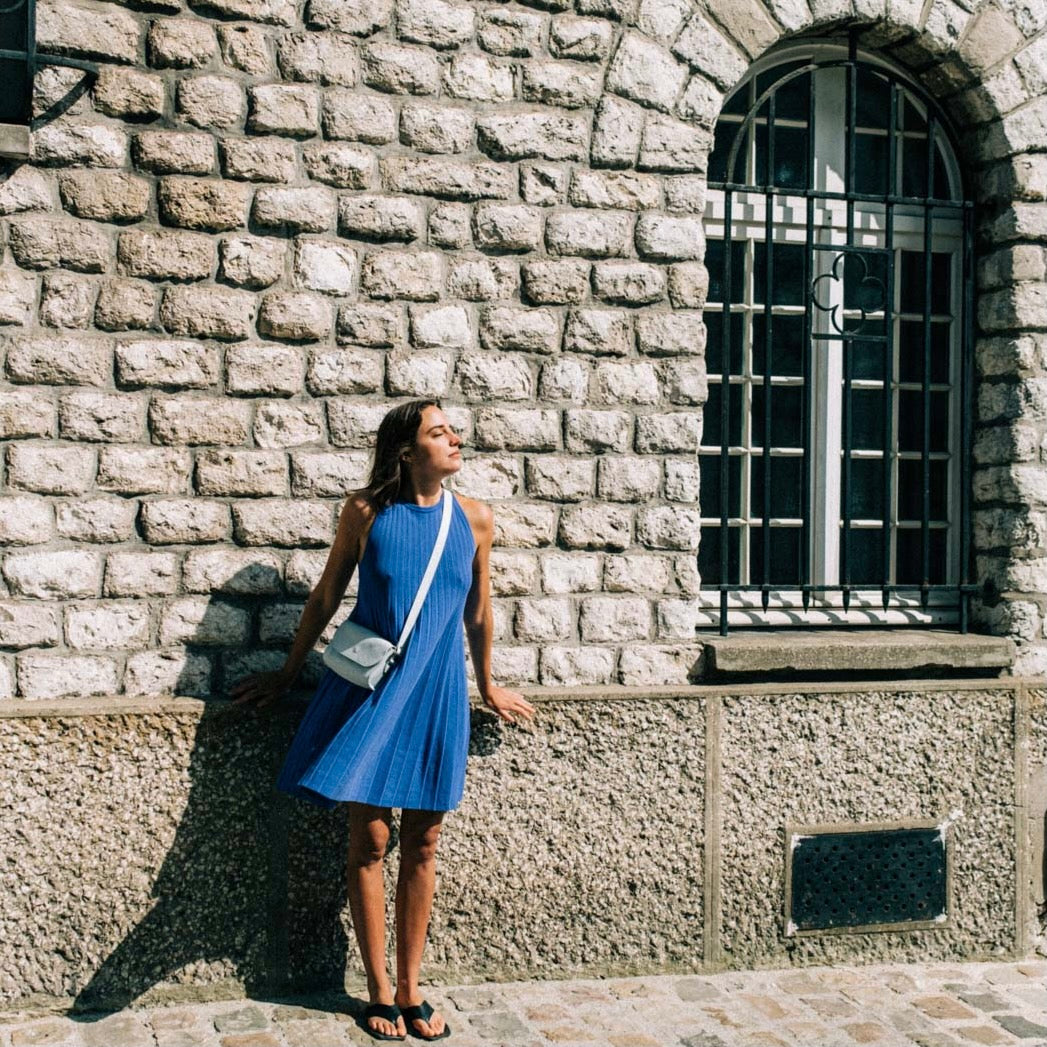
left=276, top=493, right=475, bottom=812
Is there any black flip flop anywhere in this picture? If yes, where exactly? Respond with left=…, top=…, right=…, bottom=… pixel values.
left=360, top=1003, right=406, bottom=1041
left=401, top=1001, right=451, bottom=1041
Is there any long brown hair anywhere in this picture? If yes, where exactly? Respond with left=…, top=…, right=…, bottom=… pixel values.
left=363, top=399, right=441, bottom=510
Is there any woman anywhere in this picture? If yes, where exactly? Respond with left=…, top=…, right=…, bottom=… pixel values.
left=231, top=399, right=535, bottom=1041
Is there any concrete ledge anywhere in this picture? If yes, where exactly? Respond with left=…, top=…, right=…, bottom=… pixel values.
left=698, top=630, right=1016, bottom=677
left=0, top=124, right=30, bottom=159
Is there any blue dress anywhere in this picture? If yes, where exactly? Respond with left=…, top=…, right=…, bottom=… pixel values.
left=276, top=494, right=475, bottom=812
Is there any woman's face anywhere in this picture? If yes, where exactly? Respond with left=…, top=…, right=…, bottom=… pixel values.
left=408, top=405, right=463, bottom=479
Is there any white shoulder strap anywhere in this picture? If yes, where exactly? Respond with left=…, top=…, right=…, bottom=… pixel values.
left=394, top=489, right=453, bottom=653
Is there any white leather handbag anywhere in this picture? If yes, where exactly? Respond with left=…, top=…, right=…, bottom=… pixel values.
left=322, top=490, right=453, bottom=690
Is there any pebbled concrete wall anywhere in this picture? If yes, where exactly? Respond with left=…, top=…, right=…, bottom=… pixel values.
left=0, top=681, right=1034, bottom=1014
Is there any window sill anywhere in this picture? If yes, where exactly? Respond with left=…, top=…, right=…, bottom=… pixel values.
left=0, top=124, right=30, bottom=159
left=695, top=629, right=1015, bottom=681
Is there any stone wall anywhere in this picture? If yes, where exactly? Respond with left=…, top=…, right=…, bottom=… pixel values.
left=1, top=0, right=1046, bottom=696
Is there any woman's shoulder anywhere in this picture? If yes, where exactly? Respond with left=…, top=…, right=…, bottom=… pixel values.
left=452, top=492, right=494, bottom=536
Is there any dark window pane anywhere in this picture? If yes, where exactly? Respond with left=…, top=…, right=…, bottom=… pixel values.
left=898, top=390, right=949, bottom=453
left=710, top=119, right=747, bottom=183
left=843, top=251, right=889, bottom=313
left=704, top=312, right=745, bottom=376
left=720, top=84, right=750, bottom=117
left=0, top=0, right=29, bottom=125
left=699, top=453, right=742, bottom=518
left=702, top=381, right=744, bottom=447
left=899, top=321, right=951, bottom=384
left=854, top=133, right=889, bottom=196
left=752, top=314, right=804, bottom=377
left=705, top=239, right=745, bottom=305
left=901, top=138, right=926, bottom=198
left=899, top=251, right=952, bottom=315
left=846, top=457, right=884, bottom=519
left=898, top=459, right=949, bottom=521
left=752, top=384, right=802, bottom=449
left=774, top=125, right=809, bottom=190
left=933, top=146, right=951, bottom=200
left=896, top=528, right=947, bottom=585
left=856, top=67, right=891, bottom=131
left=843, top=527, right=884, bottom=585
left=752, top=455, right=803, bottom=518
left=750, top=526, right=802, bottom=586
left=849, top=389, right=885, bottom=451
left=851, top=340, right=885, bottom=381
left=754, top=242, right=805, bottom=306
left=699, top=526, right=741, bottom=586
left=755, top=61, right=808, bottom=116
left=903, top=95, right=927, bottom=134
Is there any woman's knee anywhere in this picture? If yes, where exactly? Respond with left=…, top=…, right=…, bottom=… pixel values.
left=348, top=812, right=392, bottom=868
left=400, top=817, right=443, bottom=864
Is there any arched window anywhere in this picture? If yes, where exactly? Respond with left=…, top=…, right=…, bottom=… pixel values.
left=700, top=39, right=974, bottom=633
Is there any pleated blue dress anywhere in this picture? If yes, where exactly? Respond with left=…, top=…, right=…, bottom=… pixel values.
left=276, top=493, right=475, bottom=812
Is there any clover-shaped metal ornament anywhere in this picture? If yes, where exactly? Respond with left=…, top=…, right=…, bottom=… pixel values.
left=811, top=251, right=887, bottom=336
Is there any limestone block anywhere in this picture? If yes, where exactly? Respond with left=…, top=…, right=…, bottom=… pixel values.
left=0, top=495, right=53, bottom=545
left=639, top=114, right=710, bottom=173
left=619, top=644, right=696, bottom=684
left=550, top=16, right=613, bottom=60
left=524, top=456, right=593, bottom=500
left=475, top=407, right=561, bottom=451
left=337, top=302, right=402, bottom=346
left=635, top=412, right=701, bottom=453
left=488, top=551, right=538, bottom=595
left=521, top=260, right=590, bottom=305
left=0, top=269, right=37, bottom=326
left=253, top=186, right=337, bottom=233
left=149, top=397, right=251, bottom=445
left=637, top=505, right=702, bottom=549
left=182, top=548, right=284, bottom=594
left=8, top=216, right=110, bottom=273
left=672, top=12, right=748, bottom=89
left=66, top=603, right=151, bottom=651
left=0, top=391, right=54, bottom=439
left=303, top=142, right=376, bottom=188
left=598, top=455, right=661, bottom=501
left=95, top=279, right=156, bottom=331
left=148, top=18, right=217, bottom=68
left=538, top=357, right=590, bottom=402
left=195, top=449, right=288, bottom=495
left=380, top=156, right=514, bottom=199
left=978, top=283, right=1047, bottom=333
left=522, top=60, right=603, bottom=109
left=361, top=41, right=441, bottom=95
left=31, top=120, right=128, bottom=168
left=539, top=645, right=615, bottom=685
left=36, top=0, right=141, bottom=63
left=579, top=595, right=651, bottom=641
left=478, top=9, right=545, bottom=56
left=474, top=204, right=544, bottom=252
left=158, top=177, right=248, bottom=232
left=160, top=597, right=251, bottom=645
left=976, top=334, right=1047, bottom=378
left=594, top=361, right=660, bottom=404
left=448, top=256, right=519, bottom=300
left=541, top=551, right=602, bottom=593
left=219, top=236, right=285, bottom=290
left=607, top=32, right=688, bottom=113
left=635, top=214, right=704, bottom=261
left=141, top=499, right=231, bottom=543
left=55, top=497, right=138, bottom=543
left=592, top=261, right=667, bottom=304
left=569, top=170, right=662, bottom=211
left=480, top=306, right=560, bottom=353
left=118, top=230, right=214, bottom=282
left=452, top=456, right=521, bottom=500
left=399, top=102, right=474, bottom=154
left=410, top=304, right=473, bottom=349
left=386, top=352, right=453, bottom=396
left=636, top=311, right=704, bottom=355
left=306, top=0, right=393, bottom=35
left=278, top=31, right=358, bottom=85
left=559, top=504, right=632, bottom=549
left=521, top=162, right=567, bottom=206
left=220, top=137, right=297, bottom=182
left=397, top=0, right=475, bottom=49
left=564, top=308, right=633, bottom=355
left=232, top=499, right=333, bottom=546
left=978, top=245, right=1047, bottom=292
left=6, top=335, right=111, bottom=386
left=669, top=262, right=709, bottom=309
left=326, top=399, right=390, bottom=446
left=253, top=400, right=326, bottom=447
left=188, top=0, right=295, bottom=24
left=125, top=648, right=212, bottom=695
left=339, top=194, right=424, bottom=242
left=514, top=597, right=573, bottom=641
left=5, top=443, right=94, bottom=495
left=290, top=450, right=370, bottom=496
left=247, top=84, right=319, bottom=136
left=176, top=75, right=245, bottom=129
left=591, top=96, right=644, bottom=168
left=604, top=551, right=672, bottom=593
left=429, top=203, right=473, bottom=248
left=97, top=447, right=192, bottom=494
left=665, top=361, right=707, bottom=405
left=361, top=250, right=443, bottom=300
left=103, top=552, right=179, bottom=596
left=59, top=391, right=144, bottom=442
left=577, top=0, right=635, bottom=18
left=0, top=600, right=59, bottom=646
left=218, top=24, right=272, bottom=75
left=492, top=503, right=558, bottom=547
left=2, top=549, right=101, bottom=599
left=564, top=409, right=631, bottom=453
left=307, top=346, right=383, bottom=395
left=0, top=167, right=55, bottom=216
left=93, top=67, right=165, bottom=120
left=477, top=112, right=588, bottom=162
left=58, top=171, right=148, bottom=225
left=677, top=75, right=722, bottom=131
left=322, top=90, right=397, bottom=142
left=41, top=273, right=100, bottom=329
left=116, top=338, right=220, bottom=388
left=292, top=240, right=357, bottom=296
left=160, top=285, right=256, bottom=340
left=132, top=130, right=214, bottom=175
left=16, top=653, right=119, bottom=699
left=546, top=211, right=631, bottom=258
left=443, top=53, right=515, bottom=102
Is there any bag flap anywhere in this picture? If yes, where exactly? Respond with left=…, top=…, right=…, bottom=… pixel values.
left=333, top=621, right=393, bottom=666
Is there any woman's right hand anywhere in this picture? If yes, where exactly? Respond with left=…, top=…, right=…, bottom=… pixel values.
left=229, top=669, right=296, bottom=708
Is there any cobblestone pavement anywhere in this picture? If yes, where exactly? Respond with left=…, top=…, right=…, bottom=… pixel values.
left=5, top=961, right=1047, bottom=1047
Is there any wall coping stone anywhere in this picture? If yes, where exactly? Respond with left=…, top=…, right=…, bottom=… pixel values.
left=0, top=123, right=30, bottom=159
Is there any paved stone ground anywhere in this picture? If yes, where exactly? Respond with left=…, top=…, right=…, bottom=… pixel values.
left=5, top=961, right=1047, bottom=1047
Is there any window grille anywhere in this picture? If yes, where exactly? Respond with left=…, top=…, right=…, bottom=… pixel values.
left=701, top=38, right=975, bottom=635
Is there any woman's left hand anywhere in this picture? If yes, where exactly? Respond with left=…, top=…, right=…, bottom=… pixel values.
left=481, top=685, right=536, bottom=725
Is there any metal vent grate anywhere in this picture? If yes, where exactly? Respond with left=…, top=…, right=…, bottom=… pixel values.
left=785, top=822, right=948, bottom=935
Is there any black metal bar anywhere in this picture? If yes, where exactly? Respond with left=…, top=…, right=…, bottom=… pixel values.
left=846, top=34, right=857, bottom=246
left=762, top=94, right=775, bottom=610
left=801, top=70, right=815, bottom=615
left=921, top=116, right=937, bottom=612
left=882, top=82, right=898, bottom=610
left=960, top=202, right=974, bottom=633
left=720, top=189, right=734, bottom=636
left=709, top=183, right=969, bottom=210
left=842, top=336, right=852, bottom=611
left=714, top=582, right=978, bottom=593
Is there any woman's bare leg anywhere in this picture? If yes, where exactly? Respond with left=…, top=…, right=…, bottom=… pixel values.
left=394, top=808, right=446, bottom=1038
left=346, top=803, right=405, bottom=1039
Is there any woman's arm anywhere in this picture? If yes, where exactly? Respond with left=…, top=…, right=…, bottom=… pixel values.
left=460, top=496, right=535, bottom=725
left=230, top=493, right=374, bottom=707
